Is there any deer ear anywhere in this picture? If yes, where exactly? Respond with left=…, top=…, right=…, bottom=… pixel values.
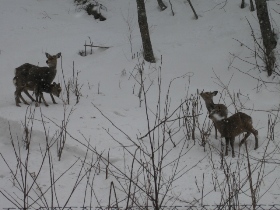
left=53, top=82, right=56, bottom=85
left=45, top=53, right=50, bottom=58
left=200, top=90, right=204, bottom=95
left=57, top=52, right=61, bottom=58
left=213, top=91, right=218, bottom=96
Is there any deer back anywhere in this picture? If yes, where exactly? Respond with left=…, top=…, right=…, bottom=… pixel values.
left=28, top=66, right=57, bottom=84
left=15, top=63, right=36, bottom=77
left=210, top=111, right=252, bottom=138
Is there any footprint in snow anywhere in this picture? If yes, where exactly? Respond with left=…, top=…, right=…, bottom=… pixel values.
left=113, top=111, right=125, bottom=117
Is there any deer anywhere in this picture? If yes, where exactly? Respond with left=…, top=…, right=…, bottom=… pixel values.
left=209, top=106, right=258, bottom=157
left=15, top=81, right=62, bottom=107
left=200, top=91, right=228, bottom=139
left=13, top=52, right=61, bottom=106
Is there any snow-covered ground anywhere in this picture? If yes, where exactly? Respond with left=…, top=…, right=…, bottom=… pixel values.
left=0, top=0, right=280, bottom=208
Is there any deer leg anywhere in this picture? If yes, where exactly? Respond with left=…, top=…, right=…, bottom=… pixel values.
left=214, top=124, right=217, bottom=139
left=240, top=130, right=258, bottom=150
left=220, top=138, right=224, bottom=157
left=15, top=87, right=29, bottom=106
left=23, top=90, right=35, bottom=102
left=19, top=93, right=29, bottom=105
left=50, top=93, right=57, bottom=104
left=34, top=87, right=40, bottom=107
left=239, top=132, right=251, bottom=147
left=230, top=137, right=235, bottom=157
left=15, top=90, right=21, bottom=107
left=35, top=99, right=40, bottom=107
left=40, top=93, right=49, bottom=107
left=252, top=129, right=258, bottom=150
left=225, top=137, right=229, bottom=156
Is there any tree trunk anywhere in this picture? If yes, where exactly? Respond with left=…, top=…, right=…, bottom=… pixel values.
left=255, top=0, right=277, bottom=76
left=249, top=0, right=255, bottom=11
left=136, top=0, right=156, bottom=63
left=157, top=0, right=167, bottom=11
left=240, top=0, right=245, bottom=9
left=240, top=0, right=255, bottom=11
left=187, top=0, right=198, bottom=20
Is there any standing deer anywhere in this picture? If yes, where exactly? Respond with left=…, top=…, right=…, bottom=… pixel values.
left=200, top=91, right=228, bottom=139
left=14, top=52, right=61, bottom=106
left=209, top=107, right=258, bottom=157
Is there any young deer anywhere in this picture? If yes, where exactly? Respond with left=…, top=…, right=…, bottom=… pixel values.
left=14, top=52, right=61, bottom=106
left=209, top=107, right=258, bottom=157
left=15, top=82, right=61, bottom=107
left=200, top=91, right=228, bottom=139
left=34, top=82, right=62, bottom=107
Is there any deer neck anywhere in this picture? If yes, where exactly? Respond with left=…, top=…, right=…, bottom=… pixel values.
left=205, top=101, right=215, bottom=112
left=48, top=65, right=57, bottom=72
left=211, top=114, right=226, bottom=136
left=47, top=66, right=57, bottom=82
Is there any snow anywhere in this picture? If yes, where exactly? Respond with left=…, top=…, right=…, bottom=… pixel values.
left=0, top=0, right=280, bottom=208
left=211, top=113, right=225, bottom=121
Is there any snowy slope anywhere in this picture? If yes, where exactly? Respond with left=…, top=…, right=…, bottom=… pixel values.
left=0, top=0, right=280, bottom=208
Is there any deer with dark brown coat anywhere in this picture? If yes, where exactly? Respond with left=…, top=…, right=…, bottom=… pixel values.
left=15, top=81, right=62, bottom=107
left=13, top=52, right=61, bottom=106
left=200, top=91, right=228, bottom=139
left=209, top=107, right=258, bottom=157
